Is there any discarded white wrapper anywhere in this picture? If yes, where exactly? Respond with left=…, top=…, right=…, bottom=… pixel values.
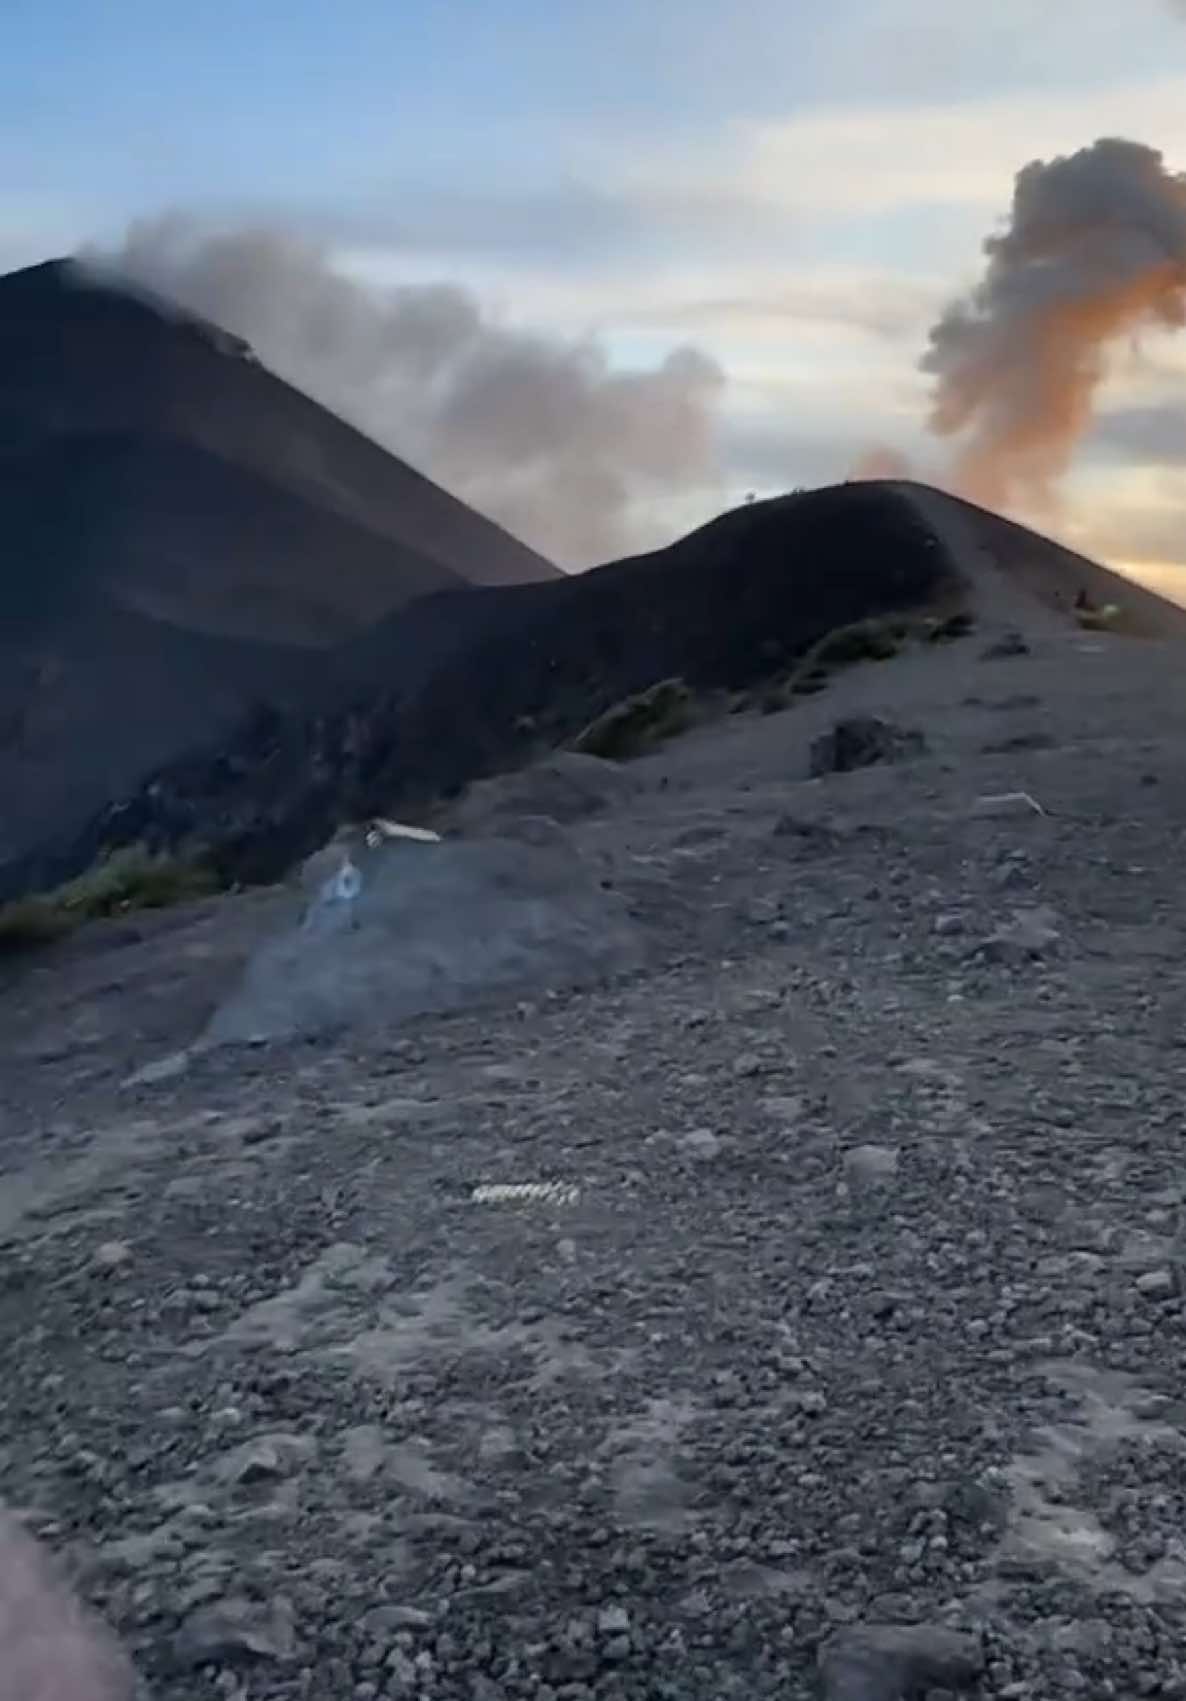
left=974, top=791, right=1045, bottom=817
left=471, top=1182, right=581, bottom=1206
left=366, top=819, right=442, bottom=848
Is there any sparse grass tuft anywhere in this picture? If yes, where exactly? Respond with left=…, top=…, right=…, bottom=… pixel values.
left=923, top=609, right=976, bottom=643
left=56, top=844, right=219, bottom=918
left=0, top=844, right=220, bottom=957
left=749, top=605, right=976, bottom=717
left=0, top=897, right=77, bottom=952
left=572, top=678, right=694, bottom=761
left=1075, top=602, right=1123, bottom=632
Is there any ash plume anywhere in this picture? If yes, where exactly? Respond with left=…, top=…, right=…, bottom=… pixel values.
left=922, top=137, right=1186, bottom=511
left=97, top=216, right=724, bottom=568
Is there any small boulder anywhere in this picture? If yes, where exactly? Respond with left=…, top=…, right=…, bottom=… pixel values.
left=91, top=1240, right=133, bottom=1272
left=210, top=1432, right=317, bottom=1486
left=980, top=905, right=1061, bottom=962
left=169, top=1597, right=296, bottom=1671
left=679, top=1128, right=722, bottom=1161
left=819, top=1622, right=983, bottom=1701
left=809, top=718, right=927, bottom=778
left=980, top=630, right=1030, bottom=659
left=843, top=1145, right=900, bottom=1185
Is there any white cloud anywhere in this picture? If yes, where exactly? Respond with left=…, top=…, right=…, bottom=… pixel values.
left=619, top=75, right=1186, bottom=228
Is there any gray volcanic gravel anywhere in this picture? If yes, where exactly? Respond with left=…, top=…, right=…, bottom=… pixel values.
left=5, top=540, right=1186, bottom=1698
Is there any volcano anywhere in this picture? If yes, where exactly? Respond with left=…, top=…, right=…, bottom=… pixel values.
left=5, top=258, right=1186, bottom=903
left=0, top=257, right=556, bottom=874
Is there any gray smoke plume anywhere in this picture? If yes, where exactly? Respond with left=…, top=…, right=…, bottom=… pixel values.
left=98, top=215, right=724, bottom=568
left=922, top=137, right=1186, bottom=511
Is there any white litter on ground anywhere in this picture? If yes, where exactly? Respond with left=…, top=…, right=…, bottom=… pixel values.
left=366, top=819, right=442, bottom=847
left=973, top=790, right=1046, bottom=817
left=471, top=1182, right=581, bottom=1206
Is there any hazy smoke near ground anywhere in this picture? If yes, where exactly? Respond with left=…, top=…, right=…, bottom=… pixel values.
left=98, top=215, right=724, bottom=568
left=922, top=137, right=1186, bottom=513
left=0, top=1511, right=135, bottom=1700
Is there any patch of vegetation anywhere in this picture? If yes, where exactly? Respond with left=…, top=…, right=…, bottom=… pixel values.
left=1075, top=602, right=1123, bottom=632
left=923, top=609, right=976, bottom=643
left=571, top=678, right=694, bottom=761
left=751, top=615, right=912, bottom=715
left=0, top=844, right=220, bottom=956
left=748, top=606, right=976, bottom=717
left=0, top=897, right=77, bottom=951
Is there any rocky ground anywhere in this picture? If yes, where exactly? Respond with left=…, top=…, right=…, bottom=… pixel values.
left=4, top=527, right=1186, bottom=1699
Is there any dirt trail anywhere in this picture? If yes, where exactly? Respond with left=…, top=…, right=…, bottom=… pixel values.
left=903, top=485, right=1071, bottom=641
left=5, top=577, right=1186, bottom=1698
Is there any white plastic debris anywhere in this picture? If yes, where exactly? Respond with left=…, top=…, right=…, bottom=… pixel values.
left=304, top=854, right=364, bottom=932
left=972, top=791, right=1046, bottom=818
left=365, top=819, right=442, bottom=848
left=471, top=1182, right=581, bottom=1206
left=328, top=858, right=363, bottom=901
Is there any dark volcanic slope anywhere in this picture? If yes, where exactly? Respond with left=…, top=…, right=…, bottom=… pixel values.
left=0, top=257, right=561, bottom=880
left=0, top=257, right=556, bottom=643
left=909, top=483, right=1186, bottom=639
left=8, top=475, right=1182, bottom=903
left=11, top=479, right=1186, bottom=1701
left=4, top=481, right=962, bottom=895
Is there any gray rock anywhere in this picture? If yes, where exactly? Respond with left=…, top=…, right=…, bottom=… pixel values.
left=732, top=1053, right=767, bottom=1078
left=170, top=1597, right=296, bottom=1669
left=211, top=1432, right=317, bottom=1485
left=843, top=1145, right=900, bottom=1184
left=122, top=1049, right=192, bottom=1088
left=680, top=1128, right=723, bottom=1160
left=809, top=717, right=927, bottom=778
left=91, top=1239, right=133, bottom=1271
left=1135, top=1268, right=1176, bottom=1298
left=981, top=905, right=1061, bottom=961
left=819, top=1622, right=983, bottom=1701
left=744, top=897, right=782, bottom=926
left=762, top=1094, right=805, bottom=1121
left=980, top=630, right=1030, bottom=659
left=597, top=1605, right=632, bottom=1636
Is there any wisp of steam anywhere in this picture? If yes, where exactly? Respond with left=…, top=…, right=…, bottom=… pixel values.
left=97, top=216, right=724, bottom=569
left=922, top=137, right=1186, bottom=512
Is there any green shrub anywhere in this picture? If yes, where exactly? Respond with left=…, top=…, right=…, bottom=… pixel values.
left=754, top=607, right=976, bottom=717
left=1075, top=602, right=1123, bottom=632
left=56, top=844, right=219, bottom=918
left=0, top=897, right=77, bottom=953
left=923, top=609, right=976, bottom=643
left=774, top=616, right=908, bottom=702
left=572, top=678, right=694, bottom=761
left=0, top=844, right=220, bottom=957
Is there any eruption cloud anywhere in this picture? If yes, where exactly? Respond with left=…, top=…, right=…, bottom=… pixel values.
left=97, top=216, right=724, bottom=569
left=922, top=137, right=1186, bottom=512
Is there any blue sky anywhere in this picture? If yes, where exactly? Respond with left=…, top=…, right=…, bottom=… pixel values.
left=5, top=0, right=1186, bottom=579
